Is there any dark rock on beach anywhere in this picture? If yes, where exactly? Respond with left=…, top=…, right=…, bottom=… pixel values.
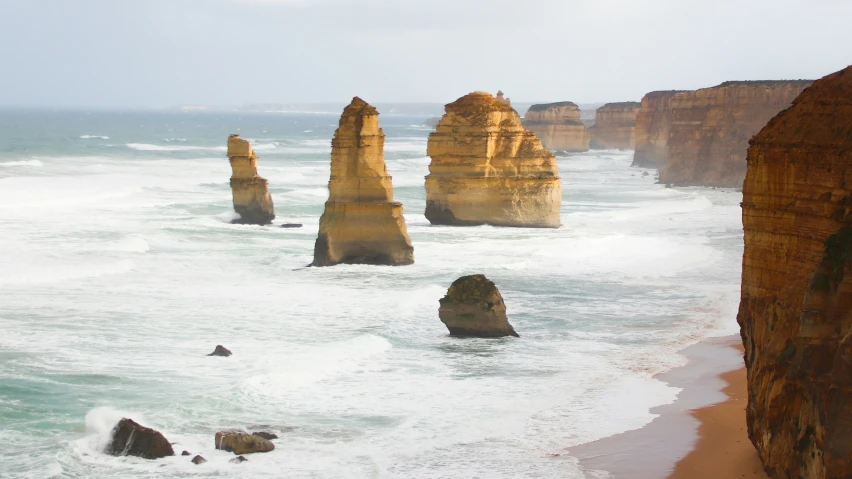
left=208, top=345, right=232, bottom=357
left=106, top=418, right=175, bottom=460
left=181, top=450, right=191, bottom=456
left=251, top=431, right=278, bottom=440
left=230, top=455, right=248, bottom=463
left=280, top=223, right=303, bottom=228
left=191, top=455, right=207, bottom=464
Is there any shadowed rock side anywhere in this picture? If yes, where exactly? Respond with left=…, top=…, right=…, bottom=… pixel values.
left=106, top=418, right=175, bottom=459
left=312, top=97, right=414, bottom=266
left=522, top=102, right=590, bottom=153
left=660, top=80, right=813, bottom=187
left=227, top=135, right=275, bottom=225
left=631, top=91, right=687, bottom=168
left=738, top=65, right=852, bottom=479
left=588, top=102, right=640, bottom=149
left=439, top=274, right=518, bottom=337
left=425, top=92, right=561, bottom=228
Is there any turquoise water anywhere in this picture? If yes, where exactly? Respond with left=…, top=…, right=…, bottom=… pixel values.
left=0, top=109, right=743, bottom=478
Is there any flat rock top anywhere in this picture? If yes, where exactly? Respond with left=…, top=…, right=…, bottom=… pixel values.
left=750, top=66, right=852, bottom=147
left=445, top=92, right=515, bottom=113
left=527, top=101, right=579, bottom=113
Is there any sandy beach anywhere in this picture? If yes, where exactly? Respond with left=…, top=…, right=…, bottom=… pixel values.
left=570, top=336, right=767, bottom=478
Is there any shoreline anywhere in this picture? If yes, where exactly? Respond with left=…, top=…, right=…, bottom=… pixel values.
left=569, top=335, right=767, bottom=478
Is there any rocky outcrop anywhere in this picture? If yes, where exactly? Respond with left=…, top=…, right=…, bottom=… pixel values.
left=439, top=274, right=518, bottom=337
left=631, top=91, right=687, bottom=168
left=106, top=418, right=175, bottom=459
left=738, top=65, right=852, bottom=479
left=312, top=97, right=414, bottom=266
left=660, top=80, right=812, bottom=187
left=191, top=455, right=207, bottom=465
left=522, top=102, right=590, bottom=153
left=208, top=345, right=232, bottom=357
left=227, top=134, right=275, bottom=225
left=425, top=92, right=561, bottom=228
left=588, top=102, right=640, bottom=149
left=215, top=431, right=275, bottom=455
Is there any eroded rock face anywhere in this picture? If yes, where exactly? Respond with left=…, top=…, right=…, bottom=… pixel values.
left=738, top=65, right=852, bottom=479
left=425, top=92, right=561, bottom=228
left=631, top=91, right=687, bottom=168
left=439, top=274, right=518, bottom=338
left=227, top=134, right=275, bottom=225
left=523, top=102, right=590, bottom=153
left=588, top=102, right=640, bottom=149
left=215, top=431, right=275, bottom=455
left=661, top=80, right=812, bottom=187
left=106, top=418, right=175, bottom=459
left=312, top=97, right=414, bottom=266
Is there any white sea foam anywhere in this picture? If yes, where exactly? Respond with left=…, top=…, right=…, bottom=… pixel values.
left=80, top=135, right=109, bottom=140
left=126, top=143, right=227, bottom=152
left=0, top=159, right=43, bottom=167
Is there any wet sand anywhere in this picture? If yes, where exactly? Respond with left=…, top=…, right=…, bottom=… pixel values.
left=569, top=336, right=767, bottom=478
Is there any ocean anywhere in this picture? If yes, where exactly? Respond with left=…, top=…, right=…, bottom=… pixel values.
left=0, top=109, right=743, bottom=478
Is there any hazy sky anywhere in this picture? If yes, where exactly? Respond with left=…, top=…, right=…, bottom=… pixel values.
left=0, top=0, right=849, bottom=107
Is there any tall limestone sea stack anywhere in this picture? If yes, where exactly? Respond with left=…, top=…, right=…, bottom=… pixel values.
left=425, top=92, right=561, bottom=228
left=738, top=65, right=852, bottom=478
left=660, top=80, right=812, bottom=187
left=227, top=134, right=275, bottom=225
left=588, top=102, right=640, bottom=149
left=631, top=91, right=686, bottom=168
left=522, top=102, right=590, bottom=153
left=312, top=97, right=414, bottom=266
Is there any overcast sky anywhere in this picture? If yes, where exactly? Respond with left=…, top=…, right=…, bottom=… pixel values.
left=0, top=0, right=849, bottom=107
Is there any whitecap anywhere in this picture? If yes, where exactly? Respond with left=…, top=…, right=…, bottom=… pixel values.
left=80, top=135, right=109, bottom=140
left=0, top=159, right=43, bottom=167
left=126, top=143, right=226, bottom=152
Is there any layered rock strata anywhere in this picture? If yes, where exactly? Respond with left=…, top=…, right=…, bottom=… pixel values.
left=425, top=92, right=561, bottom=228
left=523, top=102, right=590, bottom=153
left=312, top=97, right=414, bottom=266
left=631, top=91, right=687, bottom=168
left=660, top=80, right=812, bottom=187
left=439, top=274, right=518, bottom=337
left=738, top=65, right=852, bottom=478
left=588, top=102, right=640, bottom=149
left=227, top=134, right=275, bottom=225
left=106, top=418, right=174, bottom=459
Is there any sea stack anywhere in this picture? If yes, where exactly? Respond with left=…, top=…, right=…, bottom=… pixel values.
left=439, top=274, right=518, bottom=338
left=738, top=66, right=852, bottom=478
left=588, top=102, right=640, bottom=149
left=312, top=97, right=414, bottom=266
left=425, top=92, right=561, bottom=228
left=631, top=91, right=687, bottom=168
left=522, top=102, right=590, bottom=153
left=106, top=418, right=175, bottom=460
left=660, top=80, right=812, bottom=187
left=227, top=134, right=275, bottom=225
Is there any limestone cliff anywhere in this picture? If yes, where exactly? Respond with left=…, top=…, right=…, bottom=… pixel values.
left=227, top=134, right=275, bottom=225
left=425, top=92, right=561, bottom=228
left=660, top=80, right=812, bottom=187
left=631, top=91, right=687, bottom=168
left=588, top=102, right=640, bottom=149
left=738, top=65, right=852, bottom=478
left=312, top=97, right=414, bottom=266
left=522, top=102, right=590, bottom=153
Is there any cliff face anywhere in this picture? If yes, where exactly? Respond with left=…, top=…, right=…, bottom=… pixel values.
left=425, top=92, right=561, bottom=228
left=227, top=135, right=275, bottom=225
left=632, top=91, right=686, bottom=168
left=738, top=66, right=852, bottom=479
left=660, top=80, right=812, bottom=187
left=588, top=102, right=640, bottom=149
left=522, top=102, right=590, bottom=153
left=312, top=97, right=414, bottom=266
